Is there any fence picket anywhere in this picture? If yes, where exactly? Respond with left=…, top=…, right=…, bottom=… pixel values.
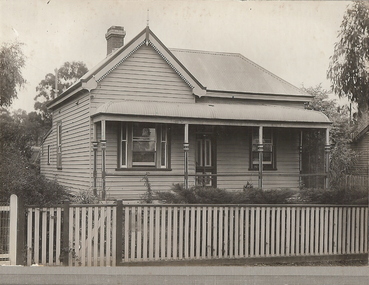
left=56, top=208, right=62, bottom=265
left=34, top=208, right=40, bottom=264
left=172, top=207, right=178, bottom=260
left=87, top=207, right=93, bottom=266
left=41, top=210, right=47, bottom=264
left=224, top=207, right=229, bottom=257
left=270, top=207, right=275, bottom=256
left=26, top=209, right=32, bottom=265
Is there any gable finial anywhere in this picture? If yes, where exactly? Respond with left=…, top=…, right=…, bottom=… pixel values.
left=147, top=9, right=149, bottom=27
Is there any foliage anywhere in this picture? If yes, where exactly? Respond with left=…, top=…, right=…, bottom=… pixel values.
left=299, top=188, right=367, bottom=205
left=34, top=61, right=88, bottom=125
left=70, top=189, right=99, bottom=204
left=140, top=173, right=154, bottom=203
left=0, top=109, right=69, bottom=205
left=0, top=42, right=26, bottom=107
left=155, top=183, right=297, bottom=204
left=327, top=1, right=369, bottom=115
left=302, top=85, right=357, bottom=190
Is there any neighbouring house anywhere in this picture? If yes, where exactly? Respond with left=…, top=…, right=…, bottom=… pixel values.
left=40, top=26, right=331, bottom=201
left=348, top=123, right=369, bottom=188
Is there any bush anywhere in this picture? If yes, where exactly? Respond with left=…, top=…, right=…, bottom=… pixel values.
left=0, top=147, right=70, bottom=206
left=299, top=188, right=368, bottom=205
left=155, top=184, right=297, bottom=204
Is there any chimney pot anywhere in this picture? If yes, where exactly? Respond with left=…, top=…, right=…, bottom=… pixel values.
left=105, top=26, right=126, bottom=55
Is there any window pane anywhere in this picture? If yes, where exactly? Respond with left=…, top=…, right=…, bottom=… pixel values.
left=132, top=152, right=156, bottom=164
left=121, top=124, right=126, bottom=140
left=161, top=142, right=166, bottom=167
left=205, top=139, right=211, bottom=167
left=196, top=139, right=202, bottom=166
left=133, top=141, right=156, bottom=151
left=263, top=152, right=272, bottom=163
left=121, top=141, right=126, bottom=166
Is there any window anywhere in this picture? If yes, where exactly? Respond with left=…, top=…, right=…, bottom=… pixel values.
left=47, top=145, right=51, bottom=165
left=56, top=122, right=62, bottom=169
left=119, top=123, right=169, bottom=169
left=250, top=128, right=276, bottom=170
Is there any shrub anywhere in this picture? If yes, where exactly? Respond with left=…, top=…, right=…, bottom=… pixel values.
left=0, top=147, right=70, bottom=206
left=299, top=188, right=368, bottom=205
left=155, top=184, right=297, bottom=204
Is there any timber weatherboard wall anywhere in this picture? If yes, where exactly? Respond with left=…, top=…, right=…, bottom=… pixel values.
left=216, top=127, right=300, bottom=191
left=351, top=132, right=369, bottom=176
left=41, top=93, right=91, bottom=190
left=89, top=45, right=194, bottom=112
left=102, top=125, right=196, bottom=200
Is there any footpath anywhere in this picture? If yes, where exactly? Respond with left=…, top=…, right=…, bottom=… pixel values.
left=0, top=266, right=368, bottom=285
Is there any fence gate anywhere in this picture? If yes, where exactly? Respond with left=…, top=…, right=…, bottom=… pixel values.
left=0, top=204, right=10, bottom=265
left=25, top=203, right=117, bottom=266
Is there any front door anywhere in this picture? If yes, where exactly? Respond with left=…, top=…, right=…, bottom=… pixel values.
left=196, top=134, right=216, bottom=187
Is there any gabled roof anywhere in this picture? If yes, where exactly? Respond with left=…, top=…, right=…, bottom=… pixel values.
left=171, top=49, right=310, bottom=97
left=48, top=26, right=311, bottom=110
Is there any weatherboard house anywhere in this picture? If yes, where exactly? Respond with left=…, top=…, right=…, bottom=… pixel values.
left=40, top=26, right=331, bottom=201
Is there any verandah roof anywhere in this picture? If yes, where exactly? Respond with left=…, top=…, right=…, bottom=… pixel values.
left=92, top=100, right=331, bottom=128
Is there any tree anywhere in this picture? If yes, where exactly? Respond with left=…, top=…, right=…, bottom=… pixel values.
left=302, top=85, right=357, bottom=190
left=34, top=61, right=88, bottom=125
left=327, top=1, right=369, bottom=116
left=0, top=108, right=69, bottom=204
left=0, top=42, right=26, bottom=107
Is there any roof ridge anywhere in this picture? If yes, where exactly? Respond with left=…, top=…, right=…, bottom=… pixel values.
left=170, top=48, right=241, bottom=57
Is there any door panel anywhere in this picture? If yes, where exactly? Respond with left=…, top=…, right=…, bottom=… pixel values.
left=196, top=134, right=216, bottom=187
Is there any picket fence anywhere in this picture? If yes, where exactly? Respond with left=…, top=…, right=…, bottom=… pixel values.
left=22, top=201, right=368, bottom=266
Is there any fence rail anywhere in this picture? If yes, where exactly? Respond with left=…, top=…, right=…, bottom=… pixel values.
left=121, top=205, right=368, bottom=262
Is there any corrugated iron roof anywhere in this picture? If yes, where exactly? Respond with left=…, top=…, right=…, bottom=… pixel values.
left=170, top=49, right=309, bottom=97
left=93, top=100, right=330, bottom=126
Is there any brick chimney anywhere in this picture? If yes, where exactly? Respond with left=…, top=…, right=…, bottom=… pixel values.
left=105, top=26, right=126, bottom=55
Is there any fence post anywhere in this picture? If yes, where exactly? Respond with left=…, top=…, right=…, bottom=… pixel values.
left=62, top=201, right=70, bottom=266
left=116, top=200, right=123, bottom=265
left=9, top=195, right=18, bottom=265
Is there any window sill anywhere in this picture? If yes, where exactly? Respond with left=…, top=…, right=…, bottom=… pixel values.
left=115, top=167, right=172, bottom=171
left=248, top=168, right=278, bottom=171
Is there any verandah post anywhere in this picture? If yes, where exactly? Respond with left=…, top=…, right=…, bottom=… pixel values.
left=258, top=126, right=263, bottom=189
left=184, top=123, right=189, bottom=189
left=92, top=141, right=98, bottom=196
left=115, top=200, right=123, bottom=265
left=299, top=130, right=303, bottom=188
left=324, top=128, right=331, bottom=189
left=101, top=120, right=106, bottom=199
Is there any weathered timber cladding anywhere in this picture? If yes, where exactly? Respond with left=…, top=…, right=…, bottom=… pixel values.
left=90, top=44, right=194, bottom=112
left=41, top=93, right=91, bottom=190
left=351, top=132, right=369, bottom=176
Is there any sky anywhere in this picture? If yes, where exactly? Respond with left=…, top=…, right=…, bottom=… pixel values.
left=1, top=0, right=351, bottom=113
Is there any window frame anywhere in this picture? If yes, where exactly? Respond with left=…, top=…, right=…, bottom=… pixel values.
left=117, top=122, right=171, bottom=170
left=56, top=121, right=62, bottom=170
left=47, top=145, right=51, bottom=165
left=249, top=127, right=277, bottom=171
